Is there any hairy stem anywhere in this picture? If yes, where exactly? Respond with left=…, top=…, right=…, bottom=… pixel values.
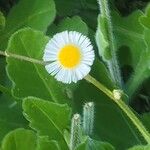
left=70, top=114, right=82, bottom=150
left=0, top=50, right=46, bottom=65
left=83, top=102, right=95, bottom=136
left=85, top=74, right=150, bottom=144
left=98, top=0, right=123, bottom=88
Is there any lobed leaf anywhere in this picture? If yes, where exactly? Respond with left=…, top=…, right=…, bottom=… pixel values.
left=22, top=97, right=71, bottom=149
left=6, top=28, right=70, bottom=103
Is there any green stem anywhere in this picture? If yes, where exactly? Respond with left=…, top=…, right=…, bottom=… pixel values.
left=85, top=75, right=150, bottom=144
left=98, top=0, right=123, bottom=88
left=0, top=50, right=46, bottom=65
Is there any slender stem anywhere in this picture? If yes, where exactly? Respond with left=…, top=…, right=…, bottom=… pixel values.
left=85, top=74, right=150, bottom=144
left=83, top=102, right=95, bottom=136
left=0, top=50, right=46, bottom=65
left=98, top=0, right=123, bottom=88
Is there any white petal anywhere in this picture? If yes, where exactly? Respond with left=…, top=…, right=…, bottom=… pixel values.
left=43, top=31, right=95, bottom=84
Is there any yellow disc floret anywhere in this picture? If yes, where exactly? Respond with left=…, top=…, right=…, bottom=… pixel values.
left=58, top=45, right=81, bottom=68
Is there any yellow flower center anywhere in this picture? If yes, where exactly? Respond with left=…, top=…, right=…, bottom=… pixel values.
left=58, top=45, right=81, bottom=68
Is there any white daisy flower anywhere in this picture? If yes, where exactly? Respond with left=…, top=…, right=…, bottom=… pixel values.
left=43, top=31, right=95, bottom=84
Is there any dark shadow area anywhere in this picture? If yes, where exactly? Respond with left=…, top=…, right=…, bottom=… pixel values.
left=114, top=0, right=149, bottom=16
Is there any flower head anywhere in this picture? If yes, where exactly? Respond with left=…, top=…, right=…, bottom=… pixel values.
left=43, top=31, right=95, bottom=84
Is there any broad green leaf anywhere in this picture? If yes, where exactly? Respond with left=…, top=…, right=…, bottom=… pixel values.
left=1, top=128, right=37, bottom=150
left=113, top=10, right=145, bottom=68
left=0, top=94, right=27, bottom=141
left=6, top=28, right=70, bottom=103
left=128, top=145, right=150, bottom=150
left=37, top=136, right=60, bottom=150
left=0, top=11, right=5, bottom=31
left=0, top=0, right=56, bottom=49
left=126, top=29, right=150, bottom=97
left=47, top=16, right=88, bottom=36
left=23, top=97, right=71, bottom=150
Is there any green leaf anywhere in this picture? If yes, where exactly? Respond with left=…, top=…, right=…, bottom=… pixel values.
left=140, top=4, right=150, bottom=29
left=141, top=113, right=150, bottom=132
left=37, top=136, right=60, bottom=150
left=0, top=94, right=27, bottom=142
left=0, top=57, right=7, bottom=86
left=128, top=145, right=150, bottom=150
left=96, top=15, right=111, bottom=61
left=57, top=16, right=88, bottom=35
left=0, top=0, right=56, bottom=49
left=75, top=141, right=88, bottom=150
left=47, top=16, right=88, bottom=36
left=0, top=11, right=5, bottom=31
left=96, top=3, right=122, bottom=87
left=113, top=10, right=145, bottom=68
left=125, top=29, right=150, bottom=97
left=1, top=128, right=37, bottom=150
left=91, top=59, right=114, bottom=90
left=6, top=28, right=70, bottom=103
left=75, top=137, right=115, bottom=150
left=22, top=97, right=71, bottom=150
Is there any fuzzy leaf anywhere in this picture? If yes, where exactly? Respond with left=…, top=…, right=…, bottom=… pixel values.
left=1, top=128, right=37, bottom=150
left=23, top=97, right=71, bottom=150
left=0, top=0, right=56, bottom=49
left=6, top=28, right=70, bottom=103
left=96, top=15, right=111, bottom=61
